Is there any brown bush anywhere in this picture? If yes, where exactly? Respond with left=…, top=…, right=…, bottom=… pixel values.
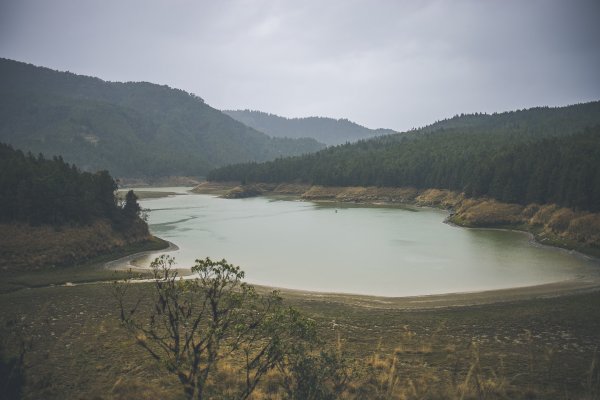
left=566, top=214, right=600, bottom=246
left=415, top=189, right=464, bottom=209
left=301, top=186, right=342, bottom=200
left=522, top=203, right=541, bottom=219
left=454, top=200, right=524, bottom=227
left=547, top=208, right=576, bottom=233
left=530, top=204, right=560, bottom=226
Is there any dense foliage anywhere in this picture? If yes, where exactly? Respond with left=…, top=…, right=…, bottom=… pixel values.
left=0, top=143, right=141, bottom=226
left=223, top=109, right=397, bottom=146
left=209, top=103, right=600, bottom=212
left=0, top=58, right=324, bottom=178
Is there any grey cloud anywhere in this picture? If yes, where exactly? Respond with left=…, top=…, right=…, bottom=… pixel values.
left=1, top=0, right=598, bottom=131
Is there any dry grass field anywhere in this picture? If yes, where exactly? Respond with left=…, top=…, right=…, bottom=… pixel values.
left=2, top=269, right=600, bottom=399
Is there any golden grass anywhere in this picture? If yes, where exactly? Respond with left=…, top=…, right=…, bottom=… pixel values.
left=415, top=188, right=463, bottom=207
left=453, top=200, right=525, bottom=227
left=0, top=219, right=151, bottom=272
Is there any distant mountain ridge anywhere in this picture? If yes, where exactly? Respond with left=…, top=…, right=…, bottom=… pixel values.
left=223, top=109, right=397, bottom=146
left=0, top=58, right=325, bottom=178
left=420, top=102, right=600, bottom=135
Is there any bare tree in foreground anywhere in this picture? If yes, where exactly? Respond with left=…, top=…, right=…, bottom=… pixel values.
left=114, top=255, right=316, bottom=400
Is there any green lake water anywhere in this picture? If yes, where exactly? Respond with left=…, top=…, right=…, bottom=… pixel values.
left=130, top=187, right=599, bottom=297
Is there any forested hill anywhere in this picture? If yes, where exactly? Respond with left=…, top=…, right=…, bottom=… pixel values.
left=0, top=58, right=324, bottom=178
left=223, top=109, right=397, bottom=146
left=0, top=142, right=140, bottom=227
left=420, top=102, right=600, bottom=137
left=208, top=102, right=600, bottom=212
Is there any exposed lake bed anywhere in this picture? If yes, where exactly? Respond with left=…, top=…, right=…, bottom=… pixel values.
left=116, top=187, right=600, bottom=299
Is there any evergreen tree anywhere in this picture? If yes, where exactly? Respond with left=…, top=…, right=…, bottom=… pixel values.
left=208, top=126, right=600, bottom=212
left=122, top=190, right=141, bottom=219
left=0, top=142, right=145, bottom=227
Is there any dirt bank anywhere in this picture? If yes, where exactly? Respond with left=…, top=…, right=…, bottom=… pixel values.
left=0, top=219, right=159, bottom=272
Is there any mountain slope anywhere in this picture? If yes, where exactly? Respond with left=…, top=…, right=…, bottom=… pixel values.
left=0, top=58, right=324, bottom=177
left=421, top=103, right=600, bottom=137
left=223, top=109, right=396, bottom=146
left=209, top=102, right=600, bottom=212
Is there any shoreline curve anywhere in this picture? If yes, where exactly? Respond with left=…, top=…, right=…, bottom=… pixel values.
left=103, top=241, right=600, bottom=311
left=103, top=240, right=179, bottom=271
left=258, top=273, right=600, bottom=311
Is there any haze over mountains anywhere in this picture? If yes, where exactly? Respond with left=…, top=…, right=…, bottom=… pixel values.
left=0, top=58, right=324, bottom=178
left=223, top=109, right=397, bottom=146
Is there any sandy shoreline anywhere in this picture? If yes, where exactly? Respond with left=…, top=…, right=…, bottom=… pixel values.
left=104, top=241, right=600, bottom=310
left=259, top=274, right=600, bottom=310
left=103, top=240, right=179, bottom=271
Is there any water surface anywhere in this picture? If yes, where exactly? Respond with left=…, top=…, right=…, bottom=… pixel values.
left=129, top=187, right=598, bottom=297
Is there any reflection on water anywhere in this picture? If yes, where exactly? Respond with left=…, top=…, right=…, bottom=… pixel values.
left=128, top=188, right=599, bottom=297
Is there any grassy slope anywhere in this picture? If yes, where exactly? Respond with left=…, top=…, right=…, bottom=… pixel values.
left=0, top=216, right=170, bottom=294
left=0, top=218, right=159, bottom=269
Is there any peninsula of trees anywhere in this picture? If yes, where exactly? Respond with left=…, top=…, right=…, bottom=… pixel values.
left=0, top=143, right=160, bottom=271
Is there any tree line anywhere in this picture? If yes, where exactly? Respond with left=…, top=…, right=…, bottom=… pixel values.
left=0, top=142, right=141, bottom=226
left=208, top=125, right=600, bottom=212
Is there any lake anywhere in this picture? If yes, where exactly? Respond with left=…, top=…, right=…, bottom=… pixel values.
left=127, top=187, right=598, bottom=297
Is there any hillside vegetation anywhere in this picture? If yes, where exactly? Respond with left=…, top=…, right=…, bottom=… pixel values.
left=209, top=102, right=600, bottom=213
left=224, top=109, right=396, bottom=145
left=0, top=143, right=161, bottom=271
left=0, top=58, right=324, bottom=178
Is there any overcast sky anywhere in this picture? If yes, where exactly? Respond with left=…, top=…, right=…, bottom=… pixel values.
left=1, top=0, right=599, bottom=131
